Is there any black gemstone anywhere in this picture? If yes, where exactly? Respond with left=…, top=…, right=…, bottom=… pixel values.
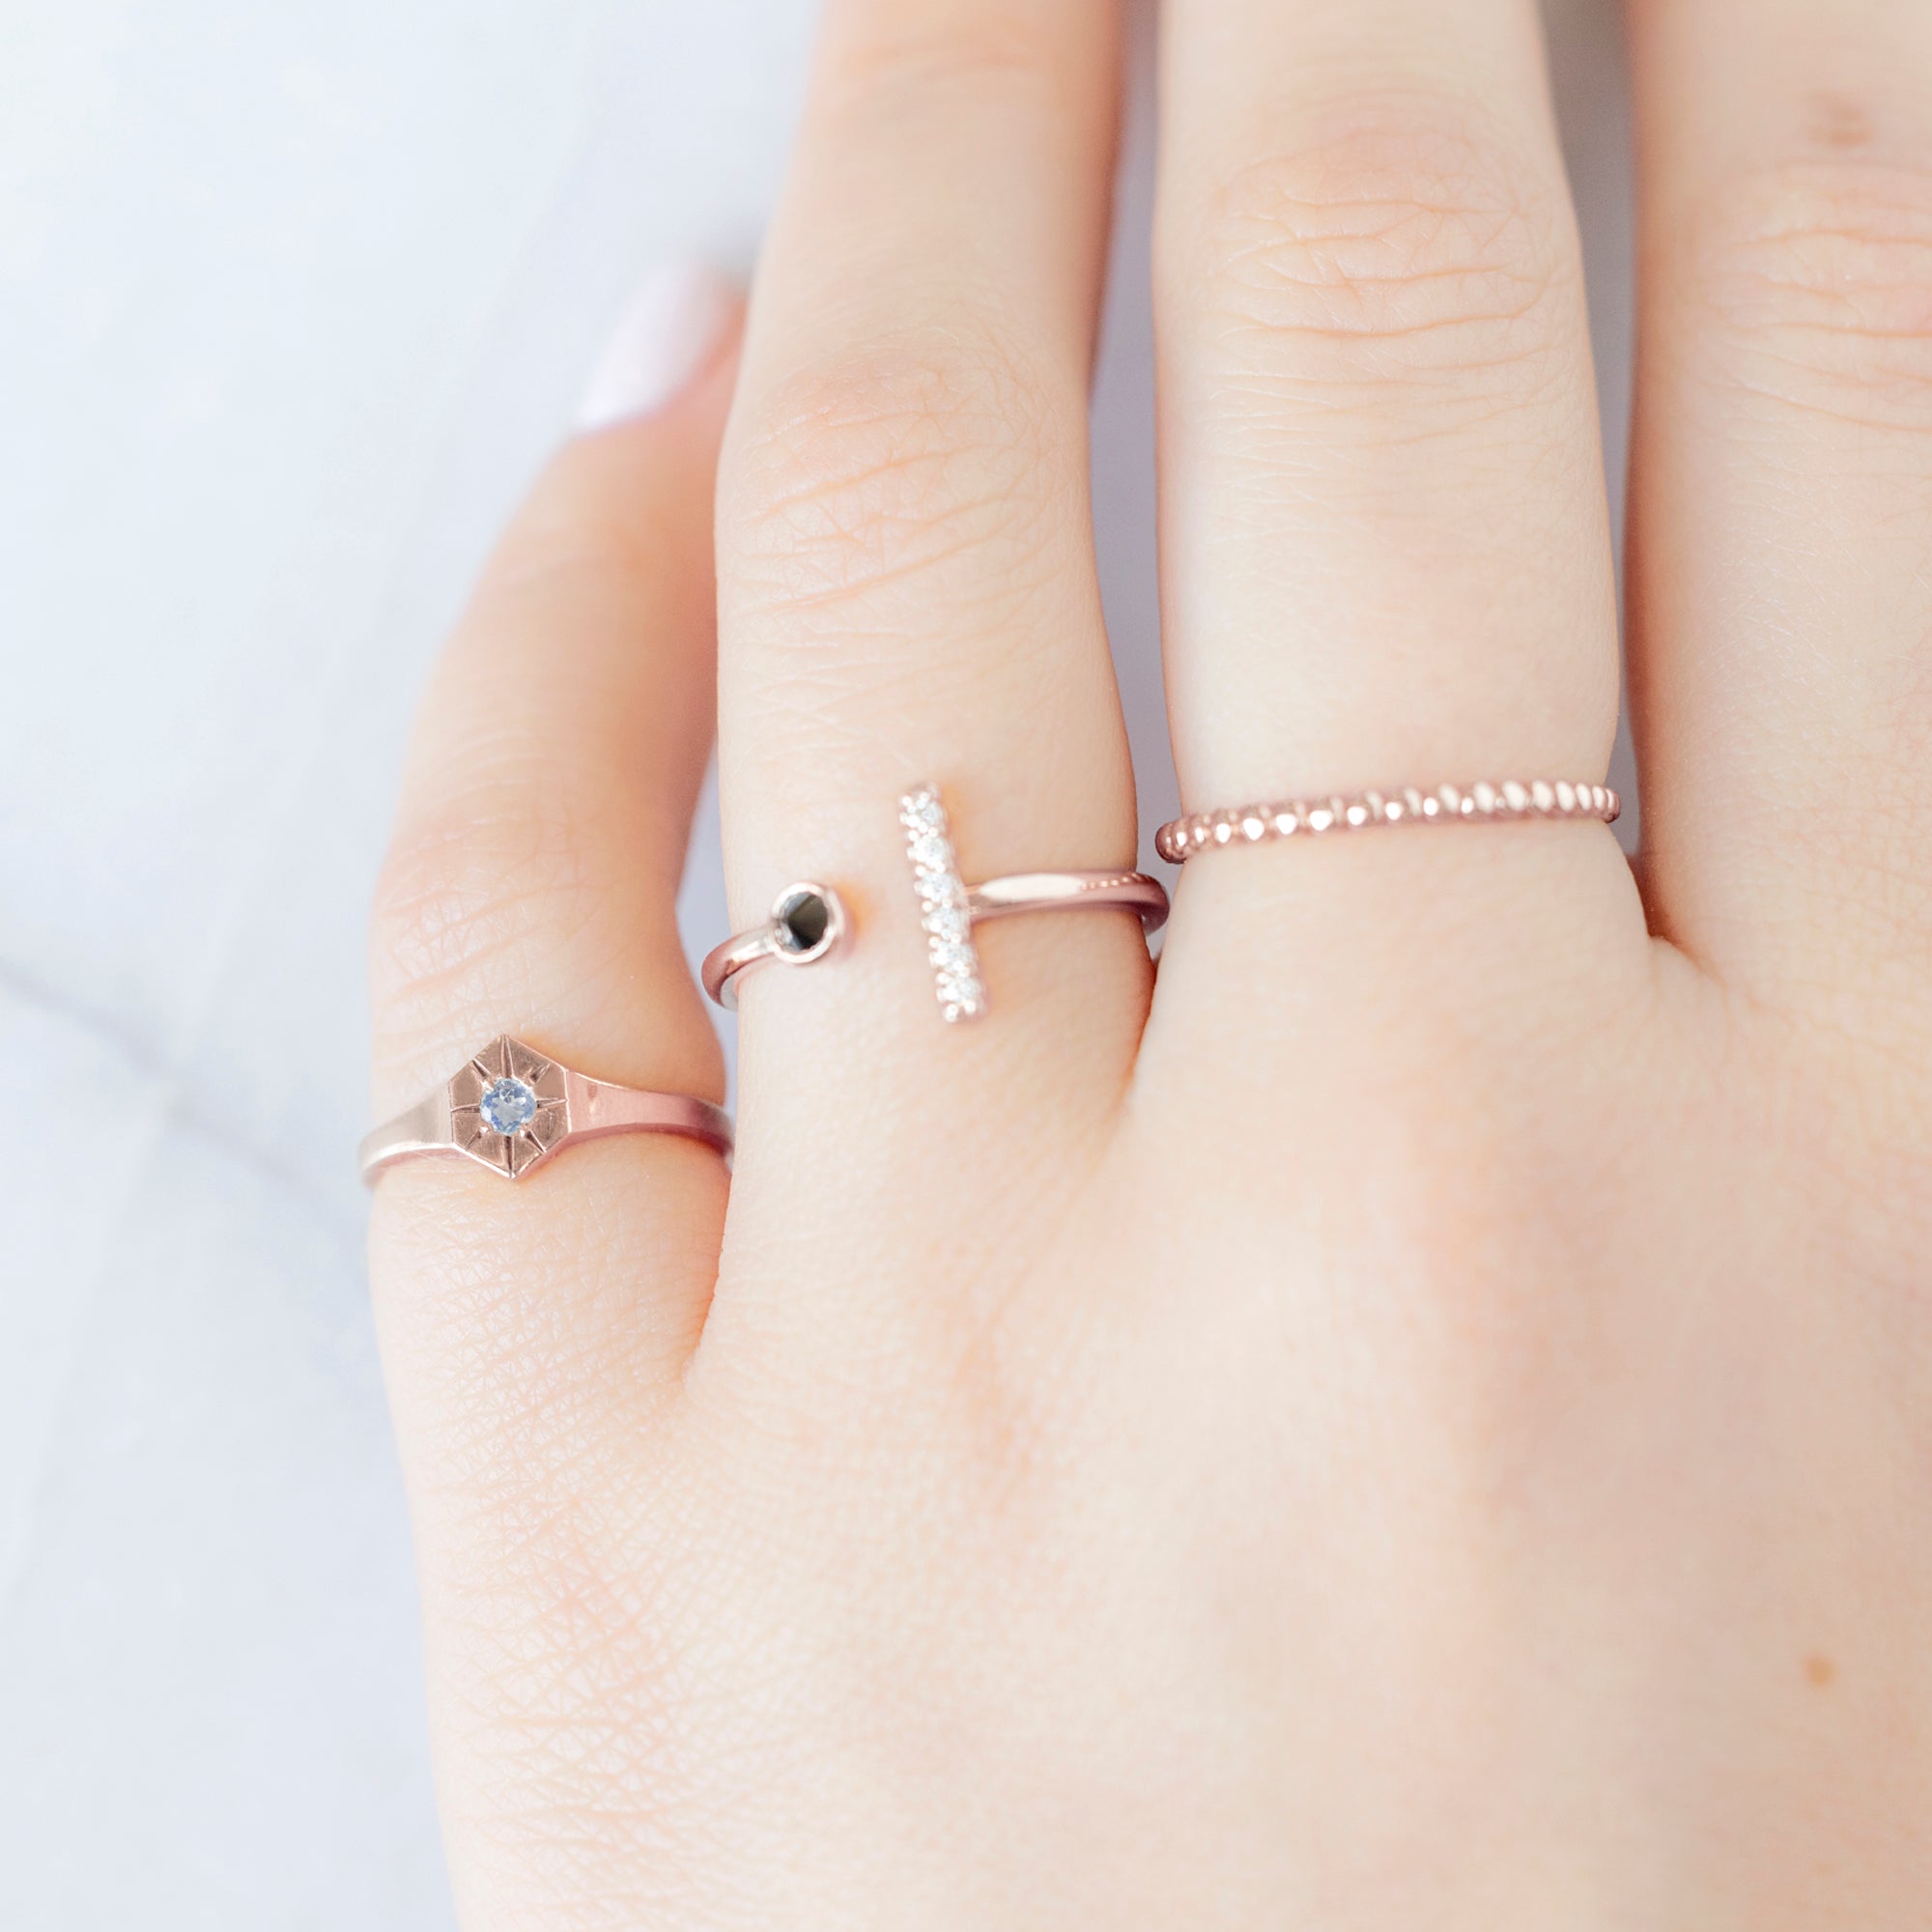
left=775, top=890, right=831, bottom=955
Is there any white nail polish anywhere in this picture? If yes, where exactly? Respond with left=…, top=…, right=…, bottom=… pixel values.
left=576, top=260, right=736, bottom=430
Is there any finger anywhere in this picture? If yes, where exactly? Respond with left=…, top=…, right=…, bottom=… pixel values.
left=369, top=270, right=740, bottom=1457
left=1154, top=0, right=1621, bottom=810
left=714, top=0, right=1147, bottom=1155
left=1628, top=2, right=1932, bottom=1008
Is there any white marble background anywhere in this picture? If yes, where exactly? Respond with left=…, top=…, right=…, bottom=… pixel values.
left=0, top=1, right=1633, bottom=1921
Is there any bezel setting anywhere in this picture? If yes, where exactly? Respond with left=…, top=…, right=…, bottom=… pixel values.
left=767, top=882, right=846, bottom=967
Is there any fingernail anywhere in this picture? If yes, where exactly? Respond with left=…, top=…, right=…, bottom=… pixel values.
left=576, top=260, right=737, bottom=431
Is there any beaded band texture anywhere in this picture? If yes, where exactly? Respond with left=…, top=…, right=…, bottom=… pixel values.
left=1155, top=779, right=1620, bottom=865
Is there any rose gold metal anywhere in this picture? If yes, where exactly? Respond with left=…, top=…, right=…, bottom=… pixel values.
left=1154, top=779, right=1621, bottom=864
left=358, top=1035, right=731, bottom=1185
left=898, top=782, right=1167, bottom=1021
left=700, top=788, right=1170, bottom=1022
left=702, top=881, right=849, bottom=1009
left=966, top=871, right=1169, bottom=925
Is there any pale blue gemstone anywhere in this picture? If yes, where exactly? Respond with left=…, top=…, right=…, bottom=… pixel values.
left=479, top=1075, right=538, bottom=1136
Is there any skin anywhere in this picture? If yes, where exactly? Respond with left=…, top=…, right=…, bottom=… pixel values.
left=367, top=0, right=1932, bottom=1924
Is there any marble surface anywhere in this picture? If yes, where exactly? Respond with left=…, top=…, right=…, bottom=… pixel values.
left=0, top=1, right=1633, bottom=1920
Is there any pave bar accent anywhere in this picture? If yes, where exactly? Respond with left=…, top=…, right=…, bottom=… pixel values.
left=898, top=784, right=1170, bottom=1025
left=702, top=790, right=1168, bottom=1021
left=1156, top=780, right=1620, bottom=865
left=900, top=784, right=986, bottom=1022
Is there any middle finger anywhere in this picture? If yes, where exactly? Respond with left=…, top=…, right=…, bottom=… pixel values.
left=1156, top=0, right=1620, bottom=810
left=711, top=0, right=1146, bottom=1339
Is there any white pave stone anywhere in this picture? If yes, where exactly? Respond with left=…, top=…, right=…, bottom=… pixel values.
left=902, top=782, right=986, bottom=1019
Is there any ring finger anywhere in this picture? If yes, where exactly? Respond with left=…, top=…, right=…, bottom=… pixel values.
left=1154, top=0, right=1620, bottom=819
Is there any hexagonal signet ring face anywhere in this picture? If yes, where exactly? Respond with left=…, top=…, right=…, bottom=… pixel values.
left=447, top=1037, right=569, bottom=1179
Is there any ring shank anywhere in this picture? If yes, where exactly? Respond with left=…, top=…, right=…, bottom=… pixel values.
left=560, top=1072, right=733, bottom=1154
left=968, top=870, right=1169, bottom=932
left=357, top=1094, right=450, bottom=1180
left=700, top=929, right=778, bottom=1009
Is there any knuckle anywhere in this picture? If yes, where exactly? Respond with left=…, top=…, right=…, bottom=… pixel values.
left=370, top=786, right=618, bottom=1040
left=824, top=11, right=1066, bottom=115
left=723, top=332, right=1070, bottom=625
left=1178, top=101, right=1575, bottom=397
left=1686, top=155, right=1932, bottom=431
left=485, top=447, right=681, bottom=610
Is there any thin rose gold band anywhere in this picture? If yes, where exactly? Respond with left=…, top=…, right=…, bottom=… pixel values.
left=703, top=783, right=1169, bottom=1023
left=699, top=871, right=1169, bottom=1013
left=359, top=1035, right=731, bottom=1185
left=701, top=927, right=789, bottom=1010
left=1156, top=778, right=1620, bottom=864
left=967, top=871, right=1170, bottom=925
left=702, top=881, right=849, bottom=1011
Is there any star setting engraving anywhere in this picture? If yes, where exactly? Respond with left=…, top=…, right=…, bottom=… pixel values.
left=447, top=1037, right=569, bottom=1179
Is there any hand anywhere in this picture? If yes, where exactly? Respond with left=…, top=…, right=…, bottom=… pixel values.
left=367, top=0, right=1932, bottom=1923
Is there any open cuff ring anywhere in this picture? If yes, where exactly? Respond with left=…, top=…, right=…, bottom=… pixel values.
left=701, top=783, right=1169, bottom=1023
left=358, top=1035, right=732, bottom=1184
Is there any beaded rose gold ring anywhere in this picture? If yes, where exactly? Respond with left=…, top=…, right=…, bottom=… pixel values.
left=1155, top=779, right=1620, bottom=865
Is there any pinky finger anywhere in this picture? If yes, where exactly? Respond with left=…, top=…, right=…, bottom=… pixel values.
left=368, top=264, right=741, bottom=1457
